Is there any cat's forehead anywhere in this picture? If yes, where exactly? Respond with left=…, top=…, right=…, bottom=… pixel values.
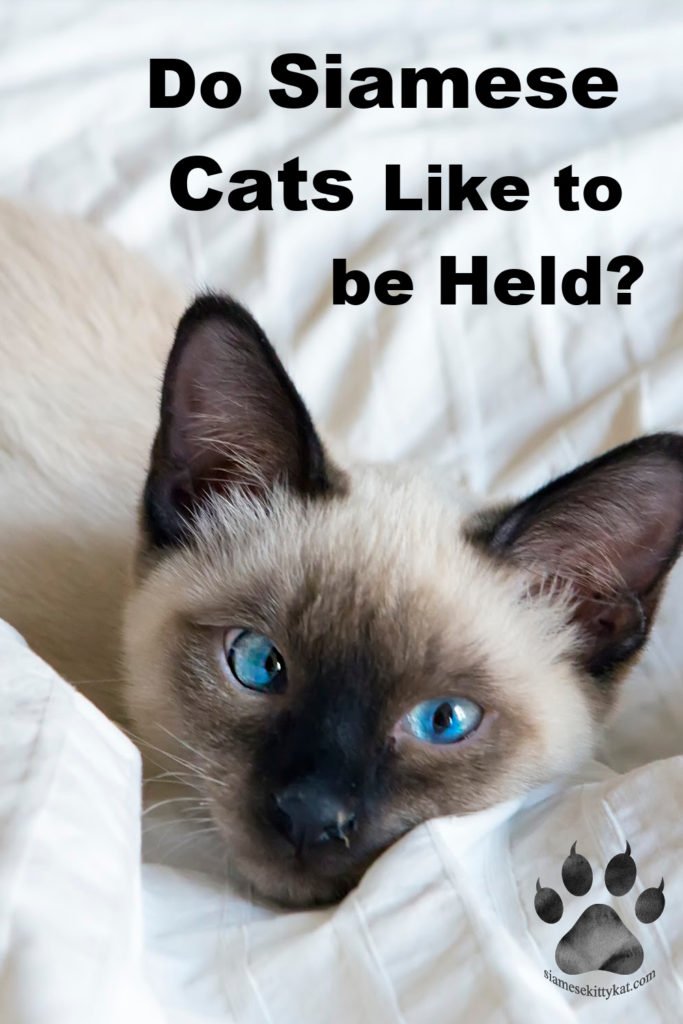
left=175, top=466, right=484, bottom=634
left=160, top=466, right=558, bottom=685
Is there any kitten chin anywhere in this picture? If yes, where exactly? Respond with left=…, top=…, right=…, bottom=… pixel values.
left=122, top=293, right=683, bottom=908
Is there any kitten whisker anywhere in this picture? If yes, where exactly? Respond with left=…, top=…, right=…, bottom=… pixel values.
left=121, top=722, right=229, bottom=790
left=142, top=795, right=211, bottom=817
left=154, top=824, right=222, bottom=863
left=143, top=815, right=216, bottom=834
left=120, top=724, right=206, bottom=775
left=157, top=723, right=225, bottom=773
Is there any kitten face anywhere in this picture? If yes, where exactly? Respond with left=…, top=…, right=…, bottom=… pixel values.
left=123, top=295, right=683, bottom=907
left=124, top=471, right=592, bottom=905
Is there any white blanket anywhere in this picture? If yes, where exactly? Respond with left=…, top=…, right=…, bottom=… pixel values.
left=2, top=0, right=683, bottom=1019
left=2, top=622, right=682, bottom=1023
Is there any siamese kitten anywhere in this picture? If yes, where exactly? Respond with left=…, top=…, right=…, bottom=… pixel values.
left=2, top=200, right=683, bottom=908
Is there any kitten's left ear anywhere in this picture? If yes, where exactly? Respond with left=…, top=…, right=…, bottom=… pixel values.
left=143, top=293, right=339, bottom=549
left=473, top=434, right=683, bottom=680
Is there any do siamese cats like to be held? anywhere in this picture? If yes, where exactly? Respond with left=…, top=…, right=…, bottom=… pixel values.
left=2, top=199, right=683, bottom=908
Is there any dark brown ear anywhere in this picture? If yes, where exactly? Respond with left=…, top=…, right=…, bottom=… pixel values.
left=477, top=434, right=683, bottom=680
left=143, top=293, right=336, bottom=548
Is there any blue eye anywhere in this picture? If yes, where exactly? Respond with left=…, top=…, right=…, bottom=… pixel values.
left=404, top=697, right=483, bottom=745
left=225, top=630, right=286, bottom=693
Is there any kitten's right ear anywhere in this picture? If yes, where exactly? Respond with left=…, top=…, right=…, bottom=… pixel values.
left=143, top=293, right=339, bottom=549
left=470, top=434, right=683, bottom=682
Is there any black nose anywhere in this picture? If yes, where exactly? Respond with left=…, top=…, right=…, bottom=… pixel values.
left=269, top=782, right=356, bottom=853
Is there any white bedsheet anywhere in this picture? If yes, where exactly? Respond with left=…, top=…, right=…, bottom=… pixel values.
left=2, top=621, right=683, bottom=1023
left=2, top=0, right=683, bottom=1020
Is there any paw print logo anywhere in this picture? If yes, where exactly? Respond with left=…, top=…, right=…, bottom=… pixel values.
left=535, top=842, right=665, bottom=975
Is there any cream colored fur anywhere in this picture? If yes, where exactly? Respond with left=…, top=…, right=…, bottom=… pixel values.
left=125, top=468, right=595, bottom=792
left=0, top=197, right=596, bottom=761
left=0, top=200, right=602, bottom=904
left=0, top=199, right=184, bottom=721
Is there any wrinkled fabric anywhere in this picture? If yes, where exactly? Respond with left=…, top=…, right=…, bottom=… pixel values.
left=2, top=623, right=682, bottom=1023
left=3, top=0, right=683, bottom=769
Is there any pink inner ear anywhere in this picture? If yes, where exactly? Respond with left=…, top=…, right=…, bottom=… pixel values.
left=500, top=449, right=683, bottom=675
left=144, top=293, right=334, bottom=549
left=168, top=317, right=312, bottom=495
left=513, top=456, right=683, bottom=601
